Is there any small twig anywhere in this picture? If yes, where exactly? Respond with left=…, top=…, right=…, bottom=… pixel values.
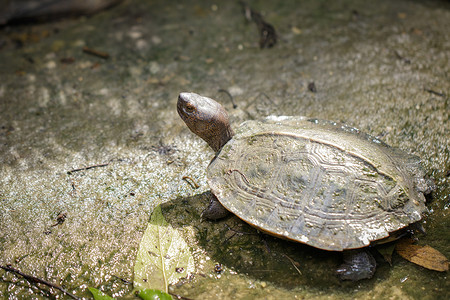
left=282, top=254, right=302, bottom=275
left=111, top=275, right=132, bottom=285
left=82, top=46, right=110, bottom=59
left=60, top=57, right=75, bottom=64
left=424, top=88, right=446, bottom=98
left=218, top=89, right=237, bottom=108
left=226, top=169, right=250, bottom=185
left=70, top=181, right=77, bottom=196
left=223, top=223, right=258, bottom=244
left=14, top=254, right=30, bottom=264
left=0, top=265, right=80, bottom=299
left=67, top=163, right=109, bottom=175
left=182, top=176, right=200, bottom=189
left=224, top=223, right=257, bottom=236
left=260, top=92, right=273, bottom=102
left=241, top=269, right=278, bottom=272
left=223, top=231, right=238, bottom=244
left=394, top=50, right=411, bottom=64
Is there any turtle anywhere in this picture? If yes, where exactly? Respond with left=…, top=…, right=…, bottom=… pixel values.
left=177, top=92, right=432, bottom=281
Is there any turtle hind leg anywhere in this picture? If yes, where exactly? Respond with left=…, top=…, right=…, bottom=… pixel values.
left=336, top=250, right=376, bottom=281
left=201, top=192, right=230, bottom=220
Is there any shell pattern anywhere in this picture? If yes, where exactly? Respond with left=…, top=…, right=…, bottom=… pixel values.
left=208, top=116, right=428, bottom=251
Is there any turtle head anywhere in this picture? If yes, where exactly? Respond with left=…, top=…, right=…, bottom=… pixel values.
left=177, top=92, right=234, bottom=152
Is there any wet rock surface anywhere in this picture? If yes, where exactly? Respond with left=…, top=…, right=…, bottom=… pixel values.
left=0, top=0, right=448, bottom=298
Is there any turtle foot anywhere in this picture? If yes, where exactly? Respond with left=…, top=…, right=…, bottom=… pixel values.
left=201, top=192, right=230, bottom=220
left=336, top=250, right=376, bottom=281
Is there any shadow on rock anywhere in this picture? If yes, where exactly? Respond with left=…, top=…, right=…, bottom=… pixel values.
left=160, top=193, right=383, bottom=290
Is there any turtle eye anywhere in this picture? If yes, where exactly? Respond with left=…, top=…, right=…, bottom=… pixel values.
left=185, top=103, right=196, bottom=113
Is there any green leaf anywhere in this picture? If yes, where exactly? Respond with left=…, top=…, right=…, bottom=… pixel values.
left=88, top=287, right=116, bottom=300
left=134, top=205, right=194, bottom=293
left=138, top=288, right=173, bottom=300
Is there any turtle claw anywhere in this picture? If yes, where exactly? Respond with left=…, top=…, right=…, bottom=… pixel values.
left=336, top=250, right=376, bottom=281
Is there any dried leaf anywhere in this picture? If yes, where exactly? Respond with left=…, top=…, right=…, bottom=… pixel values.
left=376, top=242, right=396, bottom=265
left=395, top=238, right=449, bottom=272
left=134, top=205, right=195, bottom=293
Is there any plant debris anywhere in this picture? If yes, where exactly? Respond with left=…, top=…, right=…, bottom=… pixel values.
left=82, top=46, right=110, bottom=59
left=67, top=163, right=109, bottom=175
left=395, top=238, right=449, bottom=272
left=182, top=176, right=199, bottom=189
left=241, top=2, right=277, bottom=48
left=0, top=264, right=79, bottom=299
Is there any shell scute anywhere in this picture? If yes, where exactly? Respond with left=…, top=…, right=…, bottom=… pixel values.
left=208, top=117, right=427, bottom=251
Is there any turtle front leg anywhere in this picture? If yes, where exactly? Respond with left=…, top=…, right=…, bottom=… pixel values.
left=336, top=250, right=376, bottom=281
left=201, top=193, right=230, bottom=220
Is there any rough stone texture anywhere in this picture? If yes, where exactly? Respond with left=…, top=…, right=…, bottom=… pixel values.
left=0, top=0, right=448, bottom=299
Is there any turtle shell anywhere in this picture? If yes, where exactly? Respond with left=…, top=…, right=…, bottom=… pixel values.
left=207, top=116, right=428, bottom=251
